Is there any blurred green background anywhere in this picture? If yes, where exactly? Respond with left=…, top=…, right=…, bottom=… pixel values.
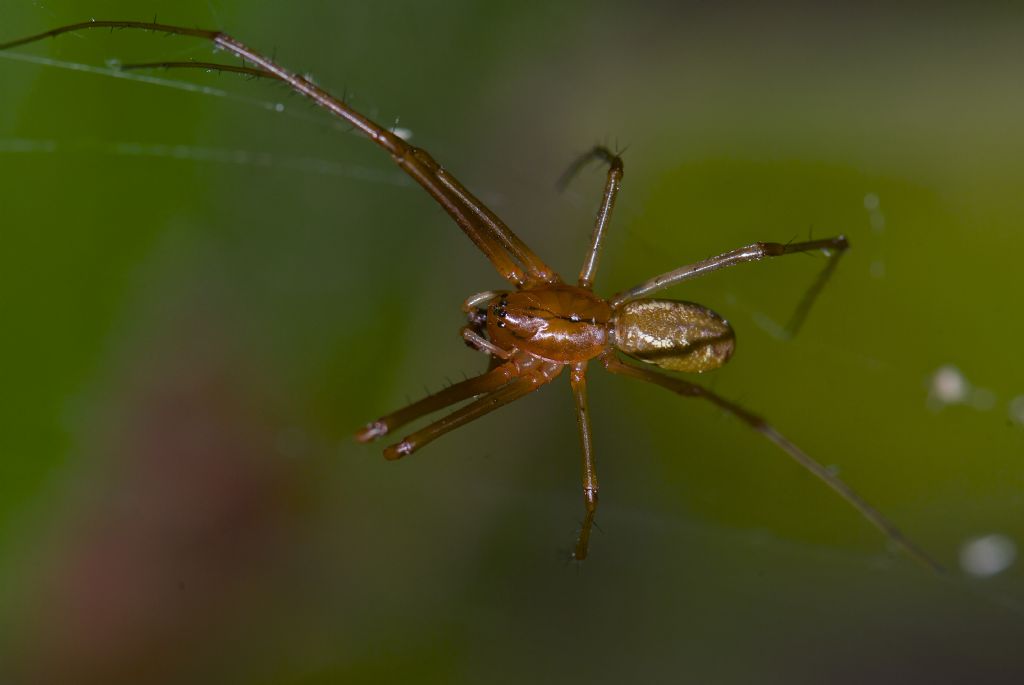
left=2, top=1, right=1023, bottom=682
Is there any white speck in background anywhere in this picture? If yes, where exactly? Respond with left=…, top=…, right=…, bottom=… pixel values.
left=863, top=192, right=886, bottom=233
left=1009, top=395, right=1024, bottom=426
left=927, top=365, right=997, bottom=414
left=928, top=364, right=969, bottom=409
left=960, top=534, right=1017, bottom=578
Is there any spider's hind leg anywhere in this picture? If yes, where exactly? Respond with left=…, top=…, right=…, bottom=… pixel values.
left=782, top=237, right=848, bottom=338
left=610, top=236, right=850, bottom=339
left=600, top=353, right=943, bottom=573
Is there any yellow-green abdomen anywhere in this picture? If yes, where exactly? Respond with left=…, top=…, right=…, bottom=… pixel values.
left=613, top=299, right=734, bottom=373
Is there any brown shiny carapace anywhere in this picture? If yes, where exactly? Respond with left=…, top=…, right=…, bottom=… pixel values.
left=1, top=20, right=941, bottom=570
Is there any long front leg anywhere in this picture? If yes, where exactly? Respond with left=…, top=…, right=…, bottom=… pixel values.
left=0, top=21, right=556, bottom=287
left=569, top=362, right=599, bottom=560
left=601, top=354, right=943, bottom=573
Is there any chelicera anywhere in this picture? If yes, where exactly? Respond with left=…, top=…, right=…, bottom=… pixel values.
left=1, top=20, right=940, bottom=569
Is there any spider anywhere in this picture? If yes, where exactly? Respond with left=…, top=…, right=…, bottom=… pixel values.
left=2, top=20, right=940, bottom=570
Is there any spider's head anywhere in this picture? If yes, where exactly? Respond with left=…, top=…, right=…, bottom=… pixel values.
left=612, top=298, right=734, bottom=374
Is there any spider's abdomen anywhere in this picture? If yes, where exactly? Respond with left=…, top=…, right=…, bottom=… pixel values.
left=613, top=299, right=735, bottom=373
left=487, top=285, right=612, bottom=363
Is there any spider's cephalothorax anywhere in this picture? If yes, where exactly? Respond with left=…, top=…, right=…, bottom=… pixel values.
left=485, top=286, right=612, bottom=363
left=0, top=20, right=940, bottom=570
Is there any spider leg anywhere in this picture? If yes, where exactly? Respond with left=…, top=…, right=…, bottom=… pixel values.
left=121, top=60, right=276, bottom=79
left=557, top=146, right=624, bottom=290
left=382, top=360, right=562, bottom=460
left=433, top=167, right=557, bottom=285
left=356, top=361, right=517, bottom=443
left=610, top=236, right=849, bottom=336
left=601, top=353, right=944, bottom=573
left=462, top=291, right=505, bottom=312
left=570, top=362, right=599, bottom=560
left=782, top=242, right=846, bottom=337
left=0, top=21, right=557, bottom=287
left=462, top=327, right=511, bottom=360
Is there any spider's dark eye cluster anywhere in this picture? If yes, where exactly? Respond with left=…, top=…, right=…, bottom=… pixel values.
left=492, top=294, right=509, bottom=327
